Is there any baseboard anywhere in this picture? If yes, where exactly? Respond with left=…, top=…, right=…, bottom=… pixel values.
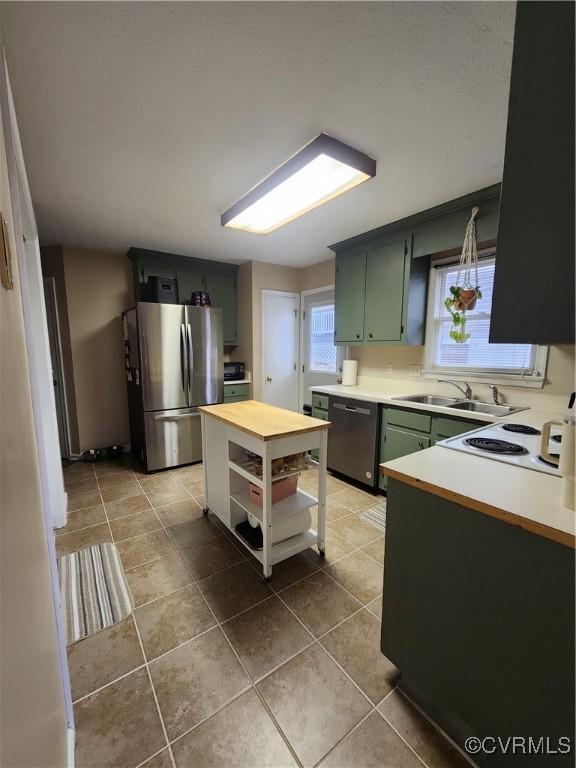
left=68, top=444, right=132, bottom=461
left=67, top=726, right=75, bottom=768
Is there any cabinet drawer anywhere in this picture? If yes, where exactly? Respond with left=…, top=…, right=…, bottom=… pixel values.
left=386, top=408, right=431, bottom=433
left=224, top=383, right=249, bottom=399
left=223, top=393, right=248, bottom=404
left=379, top=426, right=430, bottom=490
left=312, top=407, right=329, bottom=421
left=432, top=416, right=482, bottom=439
left=312, top=393, right=329, bottom=410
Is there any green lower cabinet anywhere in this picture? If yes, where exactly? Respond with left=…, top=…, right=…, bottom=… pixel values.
left=431, top=415, right=483, bottom=444
left=223, top=384, right=250, bottom=403
left=311, top=406, right=329, bottom=459
left=380, top=427, right=430, bottom=490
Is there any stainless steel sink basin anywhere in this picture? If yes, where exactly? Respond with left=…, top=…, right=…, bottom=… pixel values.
left=447, top=401, right=527, bottom=417
left=392, top=394, right=461, bottom=406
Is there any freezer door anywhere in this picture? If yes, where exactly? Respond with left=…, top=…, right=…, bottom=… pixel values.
left=138, top=302, right=188, bottom=411
left=186, top=306, right=224, bottom=406
left=144, top=408, right=202, bottom=471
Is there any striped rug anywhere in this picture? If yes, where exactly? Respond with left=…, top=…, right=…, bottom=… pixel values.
left=59, top=543, right=134, bottom=645
left=360, top=499, right=387, bottom=534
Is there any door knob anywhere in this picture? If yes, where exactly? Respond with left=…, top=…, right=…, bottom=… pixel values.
left=368, top=333, right=373, bottom=338
left=266, top=376, right=272, bottom=383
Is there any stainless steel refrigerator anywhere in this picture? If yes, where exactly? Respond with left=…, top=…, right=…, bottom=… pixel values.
left=123, top=302, right=223, bottom=471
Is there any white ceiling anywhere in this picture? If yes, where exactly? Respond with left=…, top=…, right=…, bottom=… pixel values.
left=1, top=2, right=515, bottom=267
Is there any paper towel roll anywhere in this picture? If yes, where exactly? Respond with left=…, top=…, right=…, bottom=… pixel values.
left=342, top=359, right=358, bottom=386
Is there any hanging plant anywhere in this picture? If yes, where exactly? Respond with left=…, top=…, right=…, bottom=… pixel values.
left=444, top=206, right=483, bottom=343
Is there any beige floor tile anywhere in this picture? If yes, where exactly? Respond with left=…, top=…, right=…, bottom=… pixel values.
left=257, top=643, right=370, bottom=767
left=56, top=523, right=112, bottom=557
left=181, top=478, right=205, bottom=497
left=265, top=552, right=319, bottom=592
left=325, top=550, right=384, bottom=604
left=166, top=516, right=221, bottom=549
left=94, top=461, right=132, bottom=477
left=222, top=595, right=312, bottom=680
left=155, top=498, right=202, bottom=527
left=329, top=487, right=377, bottom=512
left=299, top=473, right=343, bottom=496
left=179, top=535, right=244, bottom=580
left=126, top=552, right=192, bottom=606
left=100, top=481, right=144, bottom=504
left=379, top=690, right=471, bottom=768
left=362, top=537, right=385, bottom=565
left=303, top=529, right=355, bottom=568
left=320, top=609, right=398, bottom=704
left=74, top=667, right=165, bottom=768
left=135, top=585, right=216, bottom=660
left=55, top=504, right=106, bottom=536
left=310, top=496, right=356, bottom=525
left=198, top=561, right=273, bottom=622
left=105, top=494, right=152, bottom=520
left=65, top=478, right=99, bottom=495
left=172, top=464, right=204, bottom=483
left=67, top=616, right=144, bottom=701
left=146, top=484, right=190, bottom=507
left=63, top=464, right=95, bottom=482
left=139, top=749, right=174, bottom=768
left=280, top=571, right=361, bottom=638
left=149, top=626, right=250, bottom=740
left=366, top=596, right=383, bottom=619
left=328, top=514, right=383, bottom=548
left=319, top=711, right=422, bottom=768
left=172, top=689, right=297, bottom=768
left=117, top=530, right=175, bottom=570
left=68, top=489, right=102, bottom=512
left=97, top=470, right=136, bottom=488
left=109, top=509, right=162, bottom=542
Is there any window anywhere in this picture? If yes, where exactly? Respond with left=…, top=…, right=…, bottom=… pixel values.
left=309, top=303, right=337, bottom=373
left=424, top=257, right=547, bottom=386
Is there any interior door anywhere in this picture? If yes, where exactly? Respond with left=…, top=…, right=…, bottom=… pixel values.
left=261, top=290, right=299, bottom=411
left=364, top=241, right=406, bottom=341
left=137, top=302, right=188, bottom=411
left=186, top=306, right=223, bottom=406
left=301, top=289, right=343, bottom=409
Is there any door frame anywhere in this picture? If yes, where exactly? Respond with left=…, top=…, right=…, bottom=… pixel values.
left=261, top=289, right=300, bottom=410
left=43, top=275, right=72, bottom=459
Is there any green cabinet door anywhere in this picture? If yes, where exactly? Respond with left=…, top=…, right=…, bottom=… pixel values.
left=380, top=427, right=430, bottom=490
left=176, top=269, right=204, bottom=304
left=334, top=251, right=366, bottom=343
left=364, top=241, right=406, bottom=342
left=205, top=273, right=237, bottom=345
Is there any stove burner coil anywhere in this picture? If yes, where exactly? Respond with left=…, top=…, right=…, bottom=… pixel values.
left=501, top=423, right=541, bottom=435
left=464, top=437, right=528, bottom=455
left=537, top=453, right=560, bottom=467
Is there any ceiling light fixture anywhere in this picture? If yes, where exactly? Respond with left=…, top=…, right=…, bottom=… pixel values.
left=221, top=133, right=376, bottom=234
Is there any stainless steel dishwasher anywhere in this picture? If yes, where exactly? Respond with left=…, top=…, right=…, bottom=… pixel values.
left=327, top=396, right=380, bottom=488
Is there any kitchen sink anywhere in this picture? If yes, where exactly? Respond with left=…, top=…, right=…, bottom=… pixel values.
left=392, top=394, right=461, bottom=406
left=447, top=401, right=527, bottom=417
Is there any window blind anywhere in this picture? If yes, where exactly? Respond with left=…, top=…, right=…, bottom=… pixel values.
left=309, top=304, right=337, bottom=373
left=426, top=258, right=538, bottom=374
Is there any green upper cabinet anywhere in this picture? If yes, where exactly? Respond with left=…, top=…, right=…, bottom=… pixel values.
left=176, top=268, right=204, bottom=304
left=128, top=248, right=239, bottom=346
left=334, top=251, right=366, bottom=343
left=334, top=237, right=428, bottom=346
left=205, top=272, right=237, bottom=345
left=364, top=241, right=406, bottom=342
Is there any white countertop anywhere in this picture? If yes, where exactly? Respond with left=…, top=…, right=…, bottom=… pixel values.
left=311, top=384, right=574, bottom=546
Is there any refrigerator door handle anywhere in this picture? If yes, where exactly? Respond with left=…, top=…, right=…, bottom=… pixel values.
left=187, top=323, right=193, bottom=396
left=180, top=323, right=188, bottom=395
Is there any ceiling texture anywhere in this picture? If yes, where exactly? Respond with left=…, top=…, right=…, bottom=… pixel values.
left=1, top=2, right=515, bottom=267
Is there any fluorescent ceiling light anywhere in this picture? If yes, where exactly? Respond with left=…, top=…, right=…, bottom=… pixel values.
left=221, top=133, right=376, bottom=234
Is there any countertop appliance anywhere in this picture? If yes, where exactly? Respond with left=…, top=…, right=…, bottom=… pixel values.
left=438, top=422, right=562, bottom=476
left=224, top=361, right=246, bottom=382
left=123, top=302, right=223, bottom=471
left=327, top=395, right=380, bottom=488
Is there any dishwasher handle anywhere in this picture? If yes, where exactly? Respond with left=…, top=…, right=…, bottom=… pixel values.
left=333, top=402, right=371, bottom=416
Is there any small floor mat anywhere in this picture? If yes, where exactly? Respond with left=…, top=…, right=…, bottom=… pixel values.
left=59, top=542, right=134, bottom=645
left=360, top=499, right=387, bottom=534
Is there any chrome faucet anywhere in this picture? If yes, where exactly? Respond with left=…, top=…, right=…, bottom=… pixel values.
left=438, top=379, right=473, bottom=400
left=489, top=385, right=504, bottom=405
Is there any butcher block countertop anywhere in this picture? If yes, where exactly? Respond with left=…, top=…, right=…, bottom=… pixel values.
left=198, top=400, right=330, bottom=441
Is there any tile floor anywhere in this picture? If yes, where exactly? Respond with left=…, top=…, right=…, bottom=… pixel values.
left=59, top=458, right=469, bottom=768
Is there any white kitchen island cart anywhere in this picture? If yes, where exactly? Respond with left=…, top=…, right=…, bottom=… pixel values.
left=198, top=400, right=330, bottom=579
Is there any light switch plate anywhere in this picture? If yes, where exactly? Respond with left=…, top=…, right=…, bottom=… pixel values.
left=409, top=365, right=421, bottom=377
left=384, top=364, right=393, bottom=376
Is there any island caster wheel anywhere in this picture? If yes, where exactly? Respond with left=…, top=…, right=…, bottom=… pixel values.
left=318, top=549, right=326, bottom=558
left=202, top=506, right=210, bottom=517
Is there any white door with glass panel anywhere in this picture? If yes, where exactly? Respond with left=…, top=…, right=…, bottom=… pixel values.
left=300, top=289, right=343, bottom=409
left=262, top=290, right=300, bottom=411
